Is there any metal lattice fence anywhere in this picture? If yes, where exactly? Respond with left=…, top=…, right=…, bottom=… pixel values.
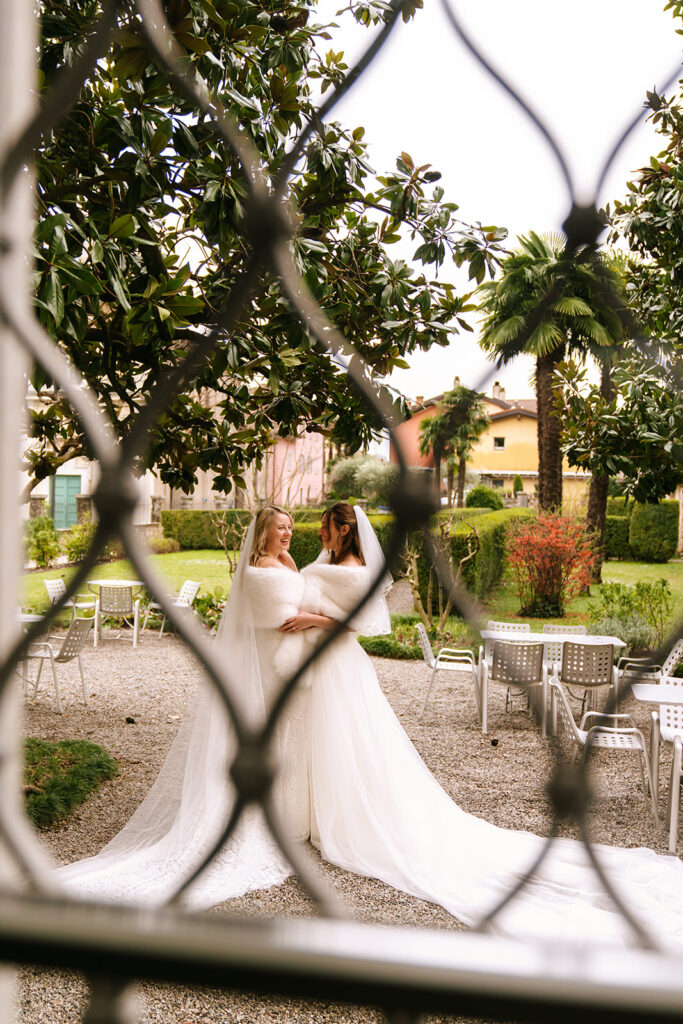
left=1, top=2, right=683, bottom=1023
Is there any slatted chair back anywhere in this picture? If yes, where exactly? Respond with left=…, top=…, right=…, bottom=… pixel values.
left=542, top=623, right=587, bottom=674
left=662, top=639, right=683, bottom=678
left=44, top=578, right=67, bottom=604
left=484, top=620, right=530, bottom=662
left=416, top=623, right=435, bottom=669
left=55, top=617, right=93, bottom=662
left=176, top=579, right=200, bottom=608
left=559, top=642, right=614, bottom=689
left=99, top=585, right=135, bottom=616
left=491, top=641, right=543, bottom=687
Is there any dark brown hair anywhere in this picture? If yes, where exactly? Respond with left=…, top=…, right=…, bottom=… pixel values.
left=323, top=502, right=365, bottom=566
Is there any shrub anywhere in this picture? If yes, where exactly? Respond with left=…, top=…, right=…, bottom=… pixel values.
left=588, top=611, right=655, bottom=656
left=507, top=513, right=595, bottom=617
left=512, top=474, right=523, bottom=494
left=63, top=522, right=97, bottom=562
left=194, top=586, right=227, bottom=633
left=328, top=454, right=398, bottom=505
left=629, top=501, right=679, bottom=563
left=465, top=484, right=504, bottom=510
left=358, top=635, right=422, bottom=660
left=147, top=535, right=181, bottom=555
left=161, top=509, right=252, bottom=548
left=25, top=516, right=61, bottom=568
left=589, top=579, right=673, bottom=647
left=604, top=516, right=632, bottom=560
left=605, top=496, right=633, bottom=518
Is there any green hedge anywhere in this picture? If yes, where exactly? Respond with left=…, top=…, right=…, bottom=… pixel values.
left=417, top=508, right=533, bottom=612
left=289, top=514, right=395, bottom=569
left=629, top=501, right=680, bottom=563
left=605, top=497, right=633, bottom=518
left=161, top=509, right=253, bottom=548
left=604, top=516, right=633, bottom=560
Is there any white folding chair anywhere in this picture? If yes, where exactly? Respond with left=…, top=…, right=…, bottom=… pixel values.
left=142, top=579, right=200, bottom=638
left=550, top=679, right=659, bottom=825
left=416, top=622, right=477, bottom=721
left=550, top=641, right=616, bottom=728
left=94, top=585, right=140, bottom=648
left=479, top=640, right=546, bottom=735
left=24, top=617, right=93, bottom=713
left=541, top=623, right=587, bottom=676
left=616, top=637, right=683, bottom=699
left=43, top=578, right=95, bottom=620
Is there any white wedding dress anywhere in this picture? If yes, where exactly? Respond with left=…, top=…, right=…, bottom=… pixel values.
left=55, top=512, right=683, bottom=952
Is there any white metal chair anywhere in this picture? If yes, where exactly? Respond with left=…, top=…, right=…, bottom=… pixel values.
left=550, top=641, right=616, bottom=727
left=415, top=622, right=477, bottom=721
left=550, top=679, right=659, bottom=825
left=647, top=673, right=683, bottom=825
left=142, top=579, right=200, bottom=638
left=479, top=640, right=546, bottom=736
left=477, top=621, right=531, bottom=723
left=24, top=617, right=93, bottom=713
left=615, top=637, right=683, bottom=698
left=43, top=578, right=95, bottom=620
left=94, top=585, right=140, bottom=648
left=541, top=623, right=587, bottom=676
left=667, top=734, right=683, bottom=853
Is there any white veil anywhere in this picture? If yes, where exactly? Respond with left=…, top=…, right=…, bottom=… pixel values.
left=55, top=518, right=291, bottom=908
left=353, top=505, right=392, bottom=636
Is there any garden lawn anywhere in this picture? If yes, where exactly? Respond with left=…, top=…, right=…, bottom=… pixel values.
left=21, top=549, right=235, bottom=618
left=482, top=560, right=683, bottom=639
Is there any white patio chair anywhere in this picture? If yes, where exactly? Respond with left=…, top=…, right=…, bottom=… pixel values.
left=550, top=641, right=616, bottom=728
left=24, top=617, right=93, bottom=714
left=541, top=623, right=587, bottom=676
left=477, top=621, right=531, bottom=720
left=550, top=679, right=659, bottom=825
left=615, top=637, right=683, bottom=698
left=479, top=640, right=546, bottom=736
left=415, top=622, right=477, bottom=721
left=648, top=673, right=683, bottom=813
left=667, top=735, right=683, bottom=853
left=94, top=585, right=140, bottom=648
left=141, top=579, right=200, bottom=638
left=43, top=578, right=95, bottom=620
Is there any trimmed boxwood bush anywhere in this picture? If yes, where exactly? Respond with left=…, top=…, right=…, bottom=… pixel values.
left=629, top=501, right=680, bottom=563
left=161, top=509, right=253, bottom=548
left=464, top=484, right=504, bottom=510
left=604, top=515, right=633, bottom=560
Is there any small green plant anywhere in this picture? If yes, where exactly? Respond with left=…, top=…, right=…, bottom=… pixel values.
left=147, top=535, right=181, bottom=555
left=24, top=737, right=118, bottom=828
left=465, top=484, right=504, bottom=510
left=63, top=521, right=97, bottom=562
left=25, top=516, right=61, bottom=568
left=194, top=586, right=226, bottom=632
left=589, top=579, right=674, bottom=647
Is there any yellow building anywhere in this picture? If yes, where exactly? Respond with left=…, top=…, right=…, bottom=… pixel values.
left=391, top=380, right=591, bottom=507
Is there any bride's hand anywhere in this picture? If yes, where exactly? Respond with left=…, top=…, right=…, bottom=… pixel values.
left=279, top=613, right=312, bottom=633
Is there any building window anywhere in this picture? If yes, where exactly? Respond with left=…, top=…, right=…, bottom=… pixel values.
left=493, top=436, right=505, bottom=450
left=491, top=478, right=504, bottom=488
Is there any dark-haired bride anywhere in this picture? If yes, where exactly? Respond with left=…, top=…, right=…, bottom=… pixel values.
left=56, top=503, right=683, bottom=950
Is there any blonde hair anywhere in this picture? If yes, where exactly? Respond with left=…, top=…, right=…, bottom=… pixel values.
left=250, top=505, right=292, bottom=566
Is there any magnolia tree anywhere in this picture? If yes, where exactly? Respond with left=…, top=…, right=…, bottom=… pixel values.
left=28, top=0, right=506, bottom=500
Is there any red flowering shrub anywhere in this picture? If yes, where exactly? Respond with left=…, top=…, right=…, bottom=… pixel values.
left=506, top=514, right=595, bottom=617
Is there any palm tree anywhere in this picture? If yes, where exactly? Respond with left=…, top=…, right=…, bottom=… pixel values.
left=443, top=387, right=490, bottom=506
left=418, top=413, right=450, bottom=503
left=477, top=232, right=625, bottom=510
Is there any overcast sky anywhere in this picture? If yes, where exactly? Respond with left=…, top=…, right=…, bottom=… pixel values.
left=320, top=0, right=682, bottom=401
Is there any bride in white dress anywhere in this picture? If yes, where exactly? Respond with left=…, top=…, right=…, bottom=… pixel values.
left=56, top=503, right=683, bottom=951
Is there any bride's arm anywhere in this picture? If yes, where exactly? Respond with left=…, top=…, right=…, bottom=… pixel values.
left=279, top=612, right=344, bottom=633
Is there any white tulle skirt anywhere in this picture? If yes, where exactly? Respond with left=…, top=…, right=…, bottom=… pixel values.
left=56, top=632, right=683, bottom=952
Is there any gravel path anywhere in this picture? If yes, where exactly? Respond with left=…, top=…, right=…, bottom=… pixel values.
left=18, top=601, right=676, bottom=1024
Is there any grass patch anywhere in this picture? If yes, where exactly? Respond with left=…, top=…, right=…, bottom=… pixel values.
left=24, top=737, right=118, bottom=829
left=21, top=549, right=235, bottom=621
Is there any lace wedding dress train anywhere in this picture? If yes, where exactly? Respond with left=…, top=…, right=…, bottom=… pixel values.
left=56, top=519, right=683, bottom=951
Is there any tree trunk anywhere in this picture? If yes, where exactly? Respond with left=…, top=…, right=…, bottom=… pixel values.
left=457, top=456, right=467, bottom=508
left=433, top=446, right=442, bottom=505
left=536, top=352, right=563, bottom=511
left=586, top=360, right=614, bottom=582
left=446, top=462, right=454, bottom=507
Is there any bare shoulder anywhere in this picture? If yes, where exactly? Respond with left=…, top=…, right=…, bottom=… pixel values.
left=338, top=555, right=363, bottom=567
left=254, top=555, right=297, bottom=572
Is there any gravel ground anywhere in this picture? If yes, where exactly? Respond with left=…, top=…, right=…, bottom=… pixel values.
left=17, top=587, right=677, bottom=1024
